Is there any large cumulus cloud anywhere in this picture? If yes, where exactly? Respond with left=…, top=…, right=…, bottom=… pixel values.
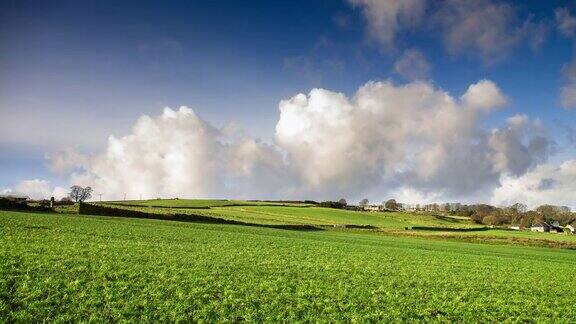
left=275, top=79, right=549, bottom=200
left=53, top=107, right=286, bottom=200
left=50, top=80, right=552, bottom=203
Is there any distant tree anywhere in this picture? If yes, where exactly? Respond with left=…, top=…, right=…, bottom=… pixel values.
left=559, top=206, right=571, bottom=213
left=69, top=185, right=93, bottom=203
left=338, top=198, right=347, bottom=206
left=319, top=201, right=346, bottom=209
left=482, top=214, right=505, bottom=226
left=469, top=204, right=498, bottom=224
left=384, top=199, right=398, bottom=211
left=510, top=202, right=528, bottom=214
left=359, top=199, right=369, bottom=208
left=535, top=204, right=567, bottom=223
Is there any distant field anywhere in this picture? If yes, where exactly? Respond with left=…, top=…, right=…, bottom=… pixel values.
left=403, top=227, right=576, bottom=249
left=106, top=199, right=312, bottom=208
left=2, top=210, right=575, bottom=322
left=86, top=199, right=576, bottom=249
left=97, top=199, right=478, bottom=228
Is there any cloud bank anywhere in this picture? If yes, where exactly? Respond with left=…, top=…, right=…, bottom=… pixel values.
left=275, top=79, right=548, bottom=201
left=2, top=179, right=67, bottom=200
left=50, top=107, right=286, bottom=200
left=47, top=79, right=559, bottom=206
left=349, top=0, right=547, bottom=63
left=492, top=160, right=576, bottom=209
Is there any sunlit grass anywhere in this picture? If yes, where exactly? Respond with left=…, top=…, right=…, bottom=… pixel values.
left=2, top=210, right=576, bottom=321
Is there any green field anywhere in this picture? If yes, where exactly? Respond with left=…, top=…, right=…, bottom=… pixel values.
left=2, top=209, right=576, bottom=322
left=99, top=199, right=479, bottom=228
left=105, top=199, right=312, bottom=208
left=92, top=200, right=576, bottom=249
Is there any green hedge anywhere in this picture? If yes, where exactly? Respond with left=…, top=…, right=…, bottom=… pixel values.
left=0, top=198, right=52, bottom=212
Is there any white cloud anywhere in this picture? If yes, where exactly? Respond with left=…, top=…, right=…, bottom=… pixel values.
left=435, top=0, right=547, bottom=64
left=47, top=81, right=554, bottom=204
left=560, top=58, right=576, bottom=109
left=488, top=115, right=550, bottom=176
left=275, top=79, right=547, bottom=199
left=2, top=179, right=67, bottom=200
left=51, top=106, right=286, bottom=201
left=393, top=49, right=430, bottom=81
left=492, top=160, right=576, bottom=209
left=560, top=83, right=576, bottom=109
left=555, top=7, right=576, bottom=38
left=461, top=79, right=508, bottom=112
left=46, top=148, right=90, bottom=173
left=348, top=0, right=426, bottom=49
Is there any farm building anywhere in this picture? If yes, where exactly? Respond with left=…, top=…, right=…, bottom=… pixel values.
left=549, top=221, right=564, bottom=233
left=364, top=205, right=382, bottom=212
left=531, top=221, right=564, bottom=233
left=531, top=222, right=550, bottom=232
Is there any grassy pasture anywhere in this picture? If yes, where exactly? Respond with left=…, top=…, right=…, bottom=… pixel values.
left=106, top=199, right=312, bottom=208
left=2, top=210, right=576, bottom=322
left=91, top=199, right=576, bottom=248
left=403, top=227, right=576, bottom=249
left=99, top=200, right=478, bottom=228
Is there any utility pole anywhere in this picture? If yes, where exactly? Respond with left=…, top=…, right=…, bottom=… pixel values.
left=99, top=194, right=102, bottom=202
left=124, top=193, right=126, bottom=201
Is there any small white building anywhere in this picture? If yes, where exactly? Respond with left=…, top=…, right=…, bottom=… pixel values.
left=531, top=222, right=550, bottom=233
left=364, top=205, right=381, bottom=212
left=566, top=224, right=575, bottom=234
left=509, top=226, right=520, bottom=230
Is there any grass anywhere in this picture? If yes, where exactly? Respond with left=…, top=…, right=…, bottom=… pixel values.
left=90, top=199, right=576, bottom=249
left=106, top=199, right=312, bottom=208
left=97, top=200, right=479, bottom=228
left=401, top=227, right=576, bottom=249
left=2, top=210, right=576, bottom=322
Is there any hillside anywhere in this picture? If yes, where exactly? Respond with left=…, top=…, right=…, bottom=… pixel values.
left=96, top=199, right=478, bottom=228
left=80, top=199, right=576, bottom=249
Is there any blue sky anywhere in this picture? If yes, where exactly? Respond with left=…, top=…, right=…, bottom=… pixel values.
left=1, top=0, right=576, bottom=206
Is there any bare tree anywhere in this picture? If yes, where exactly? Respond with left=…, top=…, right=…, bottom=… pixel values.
left=69, top=185, right=93, bottom=203
left=510, top=202, right=528, bottom=214
left=359, top=199, right=369, bottom=208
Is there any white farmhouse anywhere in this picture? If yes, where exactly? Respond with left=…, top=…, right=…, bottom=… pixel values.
left=531, top=222, right=550, bottom=233
left=364, top=205, right=381, bottom=212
